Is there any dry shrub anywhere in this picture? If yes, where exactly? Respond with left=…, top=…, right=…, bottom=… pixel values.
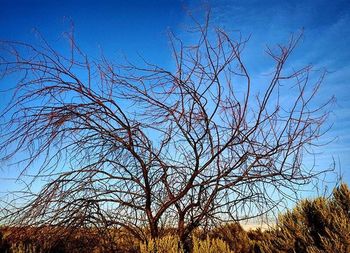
left=208, top=222, right=251, bottom=252
left=0, top=226, right=114, bottom=253
left=247, top=229, right=276, bottom=253
left=270, top=183, right=350, bottom=253
left=139, top=235, right=183, bottom=253
left=192, top=236, right=234, bottom=253
left=139, top=235, right=235, bottom=253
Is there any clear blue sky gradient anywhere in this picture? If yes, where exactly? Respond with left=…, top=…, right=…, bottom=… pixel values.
left=0, top=0, right=349, bottom=198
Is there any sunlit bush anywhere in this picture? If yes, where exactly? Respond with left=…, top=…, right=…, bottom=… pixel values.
left=207, top=222, right=250, bottom=252
left=271, top=183, right=350, bottom=252
left=192, top=236, right=234, bottom=253
left=139, top=235, right=183, bottom=253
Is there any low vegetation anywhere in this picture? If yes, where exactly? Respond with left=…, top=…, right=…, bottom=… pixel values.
left=1, top=183, right=349, bottom=253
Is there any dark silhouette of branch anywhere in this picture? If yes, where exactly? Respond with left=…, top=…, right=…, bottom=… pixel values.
left=0, top=13, right=333, bottom=249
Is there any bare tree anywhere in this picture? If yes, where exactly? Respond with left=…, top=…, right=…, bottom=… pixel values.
left=0, top=15, right=333, bottom=250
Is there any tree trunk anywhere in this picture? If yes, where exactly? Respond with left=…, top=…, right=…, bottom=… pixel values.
left=178, top=217, right=193, bottom=253
left=150, top=221, right=159, bottom=239
left=180, top=232, right=192, bottom=253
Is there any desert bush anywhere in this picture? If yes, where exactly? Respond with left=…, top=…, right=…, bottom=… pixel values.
left=192, top=236, right=234, bottom=253
left=139, top=235, right=183, bottom=253
left=0, top=226, right=107, bottom=253
left=0, top=228, right=10, bottom=253
left=270, top=183, right=350, bottom=253
left=247, top=229, right=276, bottom=253
left=139, top=234, right=236, bottom=253
left=208, top=223, right=251, bottom=252
left=332, top=183, right=350, bottom=219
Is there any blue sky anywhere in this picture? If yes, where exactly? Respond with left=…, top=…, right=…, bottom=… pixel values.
left=0, top=0, right=349, bottom=199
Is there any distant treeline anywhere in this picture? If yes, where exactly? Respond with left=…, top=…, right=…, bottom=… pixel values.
left=1, top=183, right=349, bottom=253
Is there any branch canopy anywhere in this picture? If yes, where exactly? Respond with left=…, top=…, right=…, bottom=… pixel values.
left=0, top=18, right=333, bottom=240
